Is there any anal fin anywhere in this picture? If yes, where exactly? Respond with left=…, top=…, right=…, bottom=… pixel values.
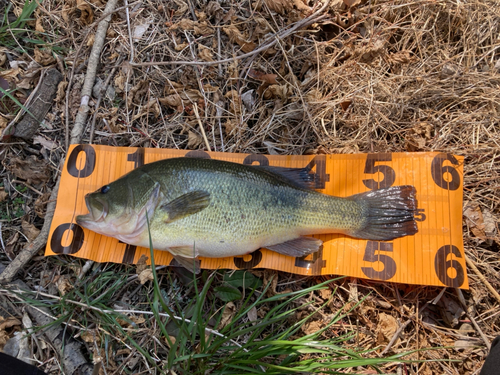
left=171, top=255, right=201, bottom=274
left=266, top=237, right=323, bottom=257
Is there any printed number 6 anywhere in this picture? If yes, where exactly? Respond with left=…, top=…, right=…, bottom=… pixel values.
left=363, top=153, right=396, bottom=190
left=431, top=153, right=460, bottom=191
left=434, top=245, right=465, bottom=287
left=361, top=241, right=397, bottom=280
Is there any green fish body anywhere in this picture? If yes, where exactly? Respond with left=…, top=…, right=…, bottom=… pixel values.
left=76, top=157, right=418, bottom=270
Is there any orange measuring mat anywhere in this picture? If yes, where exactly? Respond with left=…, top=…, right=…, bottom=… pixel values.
left=46, top=145, right=467, bottom=288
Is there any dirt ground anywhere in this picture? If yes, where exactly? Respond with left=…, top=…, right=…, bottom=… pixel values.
left=1, top=0, right=499, bottom=373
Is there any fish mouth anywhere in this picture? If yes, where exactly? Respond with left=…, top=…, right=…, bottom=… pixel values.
left=76, top=195, right=108, bottom=225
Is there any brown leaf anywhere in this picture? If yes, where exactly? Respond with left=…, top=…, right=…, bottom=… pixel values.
left=343, top=0, right=361, bottom=7
left=187, top=130, right=203, bottom=149
left=222, top=25, right=256, bottom=53
left=292, top=0, right=312, bottom=12
left=8, top=156, right=51, bottom=185
left=301, top=320, right=323, bottom=335
left=34, top=48, right=55, bottom=66
left=0, top=187, right=7, bottom=202
left=159, top=94, right=182, bottom=108
left=339, top=99, right=352, bottom=111
left=377, top=313, right=398, bottom=345
left=136, top=254, right=149, bottom=274
left=0, top=316, right=22, bottom=331
left=138, top=269, right=154, bottom=285
left=218, top=302, right=236, bottom=329
left=35, top=17, right=45, bottom=33
left=198, top=45, right=214, bottom=62
left=56, top=275, right=74, bottom=295
left=248, top=69, right=278, bottom=84
left=76, top=0, right=94, bottom=25
left=34, top=192, right=51, bottom=218
left=265, top=0, right=292, bottom=14
left=22, top=221, right=40, bottom=242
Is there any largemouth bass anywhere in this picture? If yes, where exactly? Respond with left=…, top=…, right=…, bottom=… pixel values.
left=76, top=157, right=418, bottom=271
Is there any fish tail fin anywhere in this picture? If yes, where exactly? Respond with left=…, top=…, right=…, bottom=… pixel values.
left=349, top=185, right=418, bottom=241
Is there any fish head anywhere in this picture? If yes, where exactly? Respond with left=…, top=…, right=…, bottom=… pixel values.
left=76, top=172, right=161, bottom=240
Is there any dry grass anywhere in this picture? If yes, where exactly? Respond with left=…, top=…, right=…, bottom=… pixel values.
left=1, top=0, right=500, bottom=373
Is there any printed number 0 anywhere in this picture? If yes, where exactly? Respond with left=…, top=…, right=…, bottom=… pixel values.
left=50, top=223, right=85, bottom=254
left=434, top=245, right=465, bottom=287
left=361, top=241, right=397, bottom=280
left=67, top=145, right=96, bottom=178
left=363, top=153, right=396, bottom=190
left=431, top=153, right=460, bottom=191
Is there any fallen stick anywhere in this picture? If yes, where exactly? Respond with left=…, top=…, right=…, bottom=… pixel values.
left=465, top=254, right=500, bottom=304
left=70, top=0, right=121, bottom=145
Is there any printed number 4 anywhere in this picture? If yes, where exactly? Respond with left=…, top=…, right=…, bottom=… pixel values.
left=361, top=241, right=397, bottom=280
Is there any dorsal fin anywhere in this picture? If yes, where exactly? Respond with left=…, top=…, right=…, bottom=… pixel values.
left=254, top=165, right=318, bottom=190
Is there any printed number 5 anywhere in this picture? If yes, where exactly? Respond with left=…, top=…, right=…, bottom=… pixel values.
left=363, top=153, right=396, bottom=190
left=361, top=241, right=397, bottom=280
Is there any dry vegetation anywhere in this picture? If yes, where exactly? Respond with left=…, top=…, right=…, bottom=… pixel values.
left=0, top=0, right=500, bottom=373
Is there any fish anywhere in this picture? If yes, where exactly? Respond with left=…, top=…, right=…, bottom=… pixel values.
left=76, top=157, right=418, bottom=272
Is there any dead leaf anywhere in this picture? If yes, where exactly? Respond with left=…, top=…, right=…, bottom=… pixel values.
left=81, top=330, right=96, bottom=343
left=390, top=50, right=413, bottom=64
left=138, top=269, right=153, bottom=284
left=56, top=275, right=74, bottom=295
left=377, top=313, right=398, bottom=345
left=0, top=115, right=8, bottom=132
left=223, top=25, right=256, bottom=53
left=136, top=254, right=149, bottom=274
left=339, top=99, right=352, bottom=111
left=133, top=18, right=152, bottom=41
left=0, top=187, right=7, bottom=202
left=187, top=130, right=203, bottom=149
left=34, top=48, right=55, bottom=66
left=35, top=17, right=45, bottom=33
left=248, top=69, right=278, bottom=84
left=265, top=0, right=292, bottom=14
left=55, top=80, right=68, bottom=103
left=463, top=202, right=497, bottom=239
left=218, top=302, right=236, bottom=329
left=0, top=317, right=22, bottom=331
left=263, top=85, right=291, bottom=100
left=293, top=0, right=312, bottom=12
left=127, top=80, right=149, bottom=106
left=247, top=306, right=258, bottom=323
left=198, top=45, right=214, bottom=62
left=159, top=94, right=182, bottom=108
left=33, top=135, right=58, bottom=151
left=34, top=192, right=51, bottom=218
left=8, top=156, right=51, bottom=185
left=301, top=320, right=323, bottom=335
left=193, top=21, right=214, bottom=35
left=343, top=0, right=361, bottom=7
left=76, top=0, right=94, bottom=25
left=22, top=221, right=40, bottom=242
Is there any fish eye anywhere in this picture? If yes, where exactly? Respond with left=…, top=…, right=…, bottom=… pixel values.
left=100, top=185, right=110, bottom=194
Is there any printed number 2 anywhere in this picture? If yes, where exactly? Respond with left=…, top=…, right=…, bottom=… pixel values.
left=363, top=153, right=396, bottom=190
left=361, top=241, right=396, bottom=280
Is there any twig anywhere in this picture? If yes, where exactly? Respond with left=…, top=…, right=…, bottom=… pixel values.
left=455, top=288, right=491, bottom=350
left=465, top=255, right=500, bottom=304
left=193, top=103, right=211, bottom=151
left=89, top=58, right=122, bottom=143
left=130, top=0, right=330, bottom=68
left=381, top=319, right=412, bottom=355
left=70, top=0, right=121, bottom=145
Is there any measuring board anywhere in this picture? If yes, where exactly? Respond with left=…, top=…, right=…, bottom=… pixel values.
left=46, top=145, right=466, bottom=288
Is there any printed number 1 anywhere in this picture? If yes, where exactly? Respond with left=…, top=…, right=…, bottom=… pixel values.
left=119, top=149, right=146, bottom=263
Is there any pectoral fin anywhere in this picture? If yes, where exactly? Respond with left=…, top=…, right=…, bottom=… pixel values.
left=265, top=237, right=323, bottom=257
left=160, top=190, right=210, bottom=223
left=171, top=255, right=201, bottom=274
